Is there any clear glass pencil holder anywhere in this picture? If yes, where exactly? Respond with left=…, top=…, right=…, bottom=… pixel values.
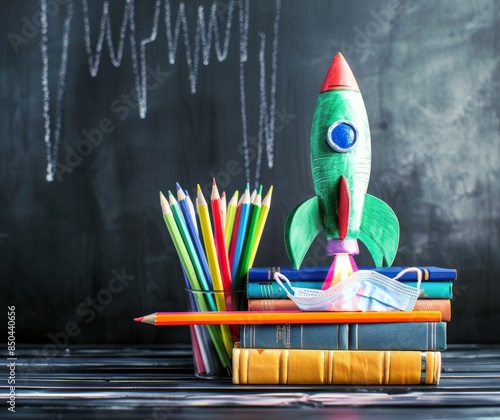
left=186, top=289, right=246, bottom=379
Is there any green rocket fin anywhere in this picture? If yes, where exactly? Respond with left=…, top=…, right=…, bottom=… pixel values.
left=359, top=193, right=400, bottom=267
left=284, top=196, right=323, bottom=269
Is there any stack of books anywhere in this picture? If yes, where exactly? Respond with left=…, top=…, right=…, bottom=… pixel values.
left=231, top=265, right=456, bottom=385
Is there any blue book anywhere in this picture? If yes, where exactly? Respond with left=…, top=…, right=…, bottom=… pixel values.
left=248, top=266, right=457, bottom=282
left=246, top=280, right=452, bottom=299
left=240, top=322, right=447, bottom=351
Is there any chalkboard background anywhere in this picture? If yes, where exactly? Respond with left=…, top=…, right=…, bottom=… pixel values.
left=1, top=0, right=499, bottom=347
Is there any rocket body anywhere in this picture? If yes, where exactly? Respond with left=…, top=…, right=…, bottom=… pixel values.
left=284, top=53, right=399, bottom=268
left=311, top=88, right=370, bottom=240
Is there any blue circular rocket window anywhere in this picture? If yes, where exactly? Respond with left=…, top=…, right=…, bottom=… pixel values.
left=326, top=120, right=358, bottom=152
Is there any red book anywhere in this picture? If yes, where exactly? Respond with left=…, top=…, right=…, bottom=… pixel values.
left=248, top=299, right=451, bottom=322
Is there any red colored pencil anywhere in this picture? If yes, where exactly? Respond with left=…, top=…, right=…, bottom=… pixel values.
left=210, top=179, right=232, bottom=291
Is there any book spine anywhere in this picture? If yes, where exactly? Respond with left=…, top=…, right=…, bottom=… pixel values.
left=248, top=266, right=457, bottom=282
left=248, top=299, right=451, bottom=321
left=232, top=345, right=441, bottom=385
left=246, top=281, right=453, bottom=299
left=240, top=322, right=447, bottom=351
left=413, top=299, right=451, bottom=321
left=411, top=282, right=453, bottom=299
left=246, top=281, right=320, bottom=298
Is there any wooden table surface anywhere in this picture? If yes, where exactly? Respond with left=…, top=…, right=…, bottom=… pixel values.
left=2, top=344, right=500, bottom=419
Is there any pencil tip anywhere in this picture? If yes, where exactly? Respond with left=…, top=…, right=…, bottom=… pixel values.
left=212, top=177, right=216, bottom=186
left=134, top=317, right=144, bottom=322
left=175, top=182, right=181, bottom=191
left=196, top=184, right=201, bottom=193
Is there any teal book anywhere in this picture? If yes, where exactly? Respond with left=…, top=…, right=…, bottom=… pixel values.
left=246, top=280, right=453, bottom=299
left=240, top=322, right=447, bottom=351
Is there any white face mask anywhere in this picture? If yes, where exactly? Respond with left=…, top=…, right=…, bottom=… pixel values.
left=273, top=267, right=423, bottom=312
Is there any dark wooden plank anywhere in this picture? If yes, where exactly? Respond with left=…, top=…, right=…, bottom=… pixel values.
left=3, top=344, right=500, bottom=420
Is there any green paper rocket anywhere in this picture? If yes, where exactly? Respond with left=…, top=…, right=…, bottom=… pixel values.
left=285, top=53, right=399, bottom=268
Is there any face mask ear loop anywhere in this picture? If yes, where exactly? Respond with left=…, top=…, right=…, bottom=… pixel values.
left=415, top=268, right=422, bottom=297
left=273, top=272, right=295, bottom=296
left=394, top=267, right=423, bottom=297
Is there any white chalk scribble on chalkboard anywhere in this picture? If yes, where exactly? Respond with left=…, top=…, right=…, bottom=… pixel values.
left=40, top=0, right=281, bottom=185
left=40, top=0, right=74, bottom=182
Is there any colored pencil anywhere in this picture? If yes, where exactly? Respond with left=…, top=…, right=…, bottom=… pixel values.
left=191, top=325, right=211, bottom=373
left=194, top=185, right=234, bottom=357
left=230, top=185, right=251, bottom=281
left=220, top=190, right=227, bottom=228
left=159, top=192, right=201, bottom=292
left=189, top=287, right=233, bottom=361
left=249, top=188, right=257, bottom=205
left=176, top=183, right=212, bottom=289
left=182, top=269, right=212, bottom=373
left=228, top=189, right=245, bottom=268
left=161, top=191, right=229, bottom=361
left=195, top=185, right=225, bottom=295
left=224, top=190, right=239, bottom=250
left=134, top=310, right=443, bottom=326
left=234, top=186, right=262, bottom=290
left=168, top=191, right=214, bottom=307
left=184, top=190, right=198, bottom=236
left=210, top=179, right=232, bottom=292
left=248, top=185, right=273, bottom=267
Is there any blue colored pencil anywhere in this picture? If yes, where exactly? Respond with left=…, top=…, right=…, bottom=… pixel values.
left=231, top=184, right=251, bottom=282
left=184, top=190, right=199, bottom=236
left=176, top=183, right=213, bottom=289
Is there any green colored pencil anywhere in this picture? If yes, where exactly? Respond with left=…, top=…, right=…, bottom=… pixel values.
left=249, top=185, right=273, bottom=267
left=234, top=186, right=262, bottom=290
left=160, top=192, right=201, bottom=291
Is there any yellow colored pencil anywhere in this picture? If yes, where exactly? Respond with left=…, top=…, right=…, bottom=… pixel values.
left=248, top=185, right=273, bottom=267
left=195, top=185, right=225, bottom=295
left=224, top=190, right=239, bottom=251
left=195, top=185, right=234, bottom=355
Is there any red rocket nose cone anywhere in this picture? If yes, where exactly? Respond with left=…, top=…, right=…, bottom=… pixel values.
left=320, top=52, right=360, bottom=93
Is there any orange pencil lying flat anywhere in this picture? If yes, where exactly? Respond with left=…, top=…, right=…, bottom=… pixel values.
left=134, top=310, right=441, bottom=326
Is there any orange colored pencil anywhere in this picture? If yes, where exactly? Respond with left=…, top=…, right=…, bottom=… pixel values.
left=135, top=310, right=442, bottom=326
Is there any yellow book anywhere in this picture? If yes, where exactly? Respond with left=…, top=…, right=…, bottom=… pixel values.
left=232, top=343, right=441, bottom=385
